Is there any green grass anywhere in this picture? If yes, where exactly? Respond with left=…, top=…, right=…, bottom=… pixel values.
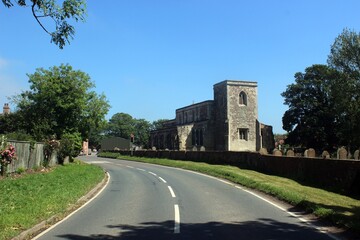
left=98, top=152, right=360, bottom=233
left=0, top=161, right=104, bottom=240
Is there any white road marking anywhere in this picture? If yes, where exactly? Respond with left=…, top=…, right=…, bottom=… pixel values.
left=89, top=161, right=110, bottom=164
left=32, top=172, right=111, bottom=239
left=158, top=177, right=167, bottom=183
left=126, top=165, right=134, bottom=169
left=168, top=186, right=176, bottom=198
left=136, top=168, right=146, bottom=171
left=138, top=164, right=339, bottom=239
left=148, top=171, right=157, bottom=176
left=174, top=204, right=180, bottom=234
left=235, top=184, right=339, bottom=239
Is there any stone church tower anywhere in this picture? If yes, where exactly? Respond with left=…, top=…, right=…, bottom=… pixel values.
left=150, top=79, right=271, bottom=152
left=2, top=103, right=10, bottom=115
left=214, top=80, right=261, bottom=151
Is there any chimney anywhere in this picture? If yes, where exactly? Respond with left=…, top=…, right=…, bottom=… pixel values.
left=3, top=103, right=10, bottom=115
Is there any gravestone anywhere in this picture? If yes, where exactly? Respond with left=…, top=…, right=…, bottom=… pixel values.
left=259, top=148, right=268, bottom=155
left=338, top=147, right=347, bottom=160
left=151, top=146, right=156, bottom=151
left=273, top=149, right=282, bottom=156
left=200, top=146, right=206, bottom=151
left=354, top=149, right=360, bottom=160
left=192, top=146, right=198, bottom=151
left=286, top=149, right=295, bottom=157
left=321, top=150, right=330, bottom=159
left=307, top=148, right=316, bottom=158
left=304, top=149, right=308, bottom=157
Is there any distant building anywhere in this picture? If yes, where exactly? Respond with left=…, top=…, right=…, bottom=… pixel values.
left=100, top=136, right=132, bottom=151
left=1, top=103, right=10, bottom=115
left=150, top=80, right=274, bottom=152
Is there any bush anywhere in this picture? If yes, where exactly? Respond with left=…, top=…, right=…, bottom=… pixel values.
left=4, top=131, right=35, bottom=142
left=97, top=151, right=121, bottom=159
left=16, top=167, right=26, bottom=174
left=58, top=132, right=82, bottom=164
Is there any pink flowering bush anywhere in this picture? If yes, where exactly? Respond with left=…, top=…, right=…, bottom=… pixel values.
left=1, top=145, right=16, bottom=163
left=1, top=135, right=17, bottom=176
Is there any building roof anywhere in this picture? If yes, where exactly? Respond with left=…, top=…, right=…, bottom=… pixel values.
left=214, top=80, right=258, bottom=88
left=176, top=100, right=214, bottom=112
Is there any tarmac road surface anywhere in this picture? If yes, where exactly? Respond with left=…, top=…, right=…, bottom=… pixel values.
left=33, top=155, right=339, bottom=240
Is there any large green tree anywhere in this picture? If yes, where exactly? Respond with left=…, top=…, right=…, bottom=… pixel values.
left=107, top=113, right=135, bottom=139
left=327, top=28, right=360, bottom=148
left=133, top=119, right=151, bottom=148
left=282, top=29, right=360, bottom=151
left=328, top=28, right=360, bottom=79
left=281, top=64, right=340, bottom=151
left=1, top=0, right=86, bottom=48
left=151, top=119, right=170, bottom=131
left=15, top=64, right=109, bottom=141
left=106, top=113, right=152, bottom=148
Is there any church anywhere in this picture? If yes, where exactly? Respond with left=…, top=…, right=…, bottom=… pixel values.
left=150, top=80, right=274, bottom=152
left=1, top=103, right=10, bottom=115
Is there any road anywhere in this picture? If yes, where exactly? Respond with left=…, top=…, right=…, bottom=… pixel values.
left=33, top=155, right=338, bottom=240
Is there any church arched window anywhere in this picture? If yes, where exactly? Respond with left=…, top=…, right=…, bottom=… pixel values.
left=239, top=91, right=247, bottom=106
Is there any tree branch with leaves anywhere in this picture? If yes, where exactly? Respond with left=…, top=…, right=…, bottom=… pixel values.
left=2, top=0, right=87, bottom=48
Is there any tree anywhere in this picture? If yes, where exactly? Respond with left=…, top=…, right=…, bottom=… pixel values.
left=1, top=0, right=86, bottom=48
left=14, top=64, right=109, bottom=141
left=107, top=113, right=135, bottom=139
left=0, top=112, right=20, bottom=134
left=328, top=28, right=360, bottom=80
left=57, top=131, right=82, bottom=163
left=106, top=113, right=152, bottom=148
left=281, top=64, right=340, bottom=151
left=282, top=29, right=360, bottom=152
left=79, top=91, right=110, bottom=144
left=151, top=119, right=170, bottom=131
left=134, top=119, right=151, bottom=148
left=327, top=29, right=360, bottom=149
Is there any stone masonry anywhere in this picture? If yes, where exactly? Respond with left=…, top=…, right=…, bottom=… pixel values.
left=150, top=80, right=274, bottom=152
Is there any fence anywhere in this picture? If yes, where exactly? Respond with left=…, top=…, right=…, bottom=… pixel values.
left=4, top=141, right=58, bottom=173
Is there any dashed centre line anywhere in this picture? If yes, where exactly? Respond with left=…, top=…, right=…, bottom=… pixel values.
left=174, top=204, right=181, bottom=234
left=128, top=166, right=180, bottom=234
left=148, top=171, right=157, bottom=176
left=168, top=186, right=176, bottom=198
left=111, top=161, right=335, bottom=238
left=158, top=177, right=167, bottom=183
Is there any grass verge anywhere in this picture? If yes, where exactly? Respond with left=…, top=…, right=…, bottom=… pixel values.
left=0, top=160, right=104, bottom=240
left=98, top=152, right=360, bottom=234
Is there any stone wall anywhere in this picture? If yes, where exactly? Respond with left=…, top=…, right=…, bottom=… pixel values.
left=177, top=120, right=215, bottom=151
left=213, top=80, right=260, bottom=151
left=115, top=149, right=360, bottom=195
left=261, top=124, right=275, bottom=152
left=228, top=81, right=258, bottom=151
left=150, top=80, right=273, bottom=152
left=213, top=82, right=228, bottom=150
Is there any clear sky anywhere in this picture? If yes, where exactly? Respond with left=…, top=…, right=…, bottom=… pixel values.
left=1, top=0, right=360, bottom=134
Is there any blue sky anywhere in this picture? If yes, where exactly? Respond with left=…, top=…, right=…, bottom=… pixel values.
left=1, top=0, right=360, bottom=134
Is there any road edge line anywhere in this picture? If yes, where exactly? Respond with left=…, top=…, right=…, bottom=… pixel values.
left=26, top=171, right=110, bottom=240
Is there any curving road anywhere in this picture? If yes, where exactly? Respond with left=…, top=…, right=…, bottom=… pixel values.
left=33, top=155, right=339, bottom=240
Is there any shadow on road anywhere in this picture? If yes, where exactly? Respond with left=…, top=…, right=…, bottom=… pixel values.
left=58, top=217, right=338, bottom=240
